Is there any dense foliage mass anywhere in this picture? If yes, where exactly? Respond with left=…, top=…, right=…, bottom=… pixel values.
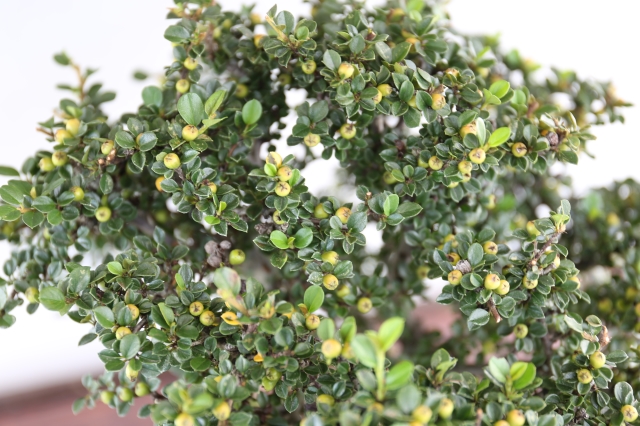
left=0, top=0, right=637, bottom=425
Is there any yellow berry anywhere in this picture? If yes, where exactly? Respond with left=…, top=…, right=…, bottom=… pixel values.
left=431, top=93, right=446, bottom=110
left=118, top=387, right=133, bottom=402
left=189, top=301, right=204, bottom=316
left=512, top=142, right=527, bottom=157
left=336, top=284, right=350, bottom=298
left=506, top=409, right=525, bottom=426
left=337, top=63, right=355, bottom=79
left=458, top=160, right=473, bottom=174
left=448, top=270, right=463, bottom=285
left=235, top=83, right=249, bottom=98
left=115, top=326, right=131, bottom=340
left=323, top=274, right=339, bottom=290
left=175, top=412, right=195, bottom=426
left=155, top=176, right=165, bottom=192
left=460, top=122, right=477, bottom=139
left=176, top=79, right=190, bottom=93
left=164, top=153, right=181, bottom=169
left=305, top=314, right=320, bottom=330
left=428, top=156, right=443, bottom=170
left=357, top=297, right=372, bottom=313
left=417, top=265, right=430, bottom=279
left=25, top=287, right=39, bottom=304
left=522, top=276, right=538, bottom=290
left=377, top=83, right=393, bottom=97
left=321, top=251, right=339, bottom=265
left=412, top=405, right=432, bottom=423
left=304, top=133, right=321, bottom=147
left=52, top=151, right=68, bottom=167
left=101, top=140, right=115, bottom=155
left=469, top=148, right=486, bottom=164
left=483, top=241, right=498, bottom=255
left=277, top=166, right=293, bottom=182
left=182, top=125, right=199, bottom=141
left=55, top=129, right=73, bottom=144
left=576, top=368, right=593, bottom=384
left=438, top=398, right=454, bottom=419
left=589, top=351, right=606, bottom=369
left=200, top=310, right=216, bottom=326
left=70, top=186, right=85, bottom=201
left=100, top=390, right=114, bottom=405
left=622, top=405, right=639, bottom=422
left=266, top=152, right=282, bottom=168
left=321, top=338, right=342, bottom=359
left=134, top=382, right=150, bottom=397
left=302, top=60, right=317, bottom=74
left=126, top=304, right=140, bottom=321
left=335, top=207, right=351, bottom=224
left=39, top=157, right=55, bottom=172
left=484, top=273, right=500, bottom=290
left=526, top=221, right=540, bottom=236
left=275, top=182, right=291, bottom=197
left=96, top=206, right=112, bottom=223
left=317, top=394, right=335, bottom=406
left=447, top=253, right=460, bottom=264
left=372, top=89, right=383, bottom=104
left=495, top=280, right=510, bottom=296
left=183, top=57, right=198, bottom=71
left=407, top=96, right=417, bottom=108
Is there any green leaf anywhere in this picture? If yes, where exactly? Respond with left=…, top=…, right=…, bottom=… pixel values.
left=467, top=243, right=484, bottom=266
left=322, top=50, right=341, bottom=71
left=270, top=230, right=290, bottom=249
left=467, top=308, right=490, bottom=330
left=293, top=228, right=313, bottom=248
left=303, top=286, right=324, bottom=313
left=190, top=357, right=212, bottom=372
left=378, top=317, right=404, bottom=352
left=513, top=363, right=536, bottom=390
left=178, top=93, right=204, bottom=126
left=350, top=334, right=378, bottom=368
left=391, top=42, right=411, bottom=63
left=22, top=211, right=44, bottom=229
left=142, top=86, right=163, bottom=108
left=94, top=306, right=115, bottom=328
left=614, top=381, right=634, bottom=405
left=383, top=194, right=399, bottom=216
left=164, top=25, right=191, bottom=43
left=563, top=314, right=583, bottom=333
left=488, top=357, right=509, bottom=383
left=39, top=286, right=66, bottom=311
left=385, top=361, right=414, bottom=390
left=205, top=90, right=226, bottom=116
left=0, top=166, right=20, bottom=177
left=349, top=35, right=365, bottom=54
left=158, top=302, right=175, bottom=325
left=396, top=202, right=422, bottom=218
left=317, top=318, right=335, bottom=341
left=346, top=211, right=367, bottom=233
left=309, top=101, right=328, bottom=122
left=487, top=127, right=511, bottom=147
left=68, top=266, right=91, bottom=294
left=242, top=100, right=263, bottom=126
left=119, top=334, right=140, bottom=359
left=607, top=350, right=628, bottom=364
left=107, top=261, right=124, bottom=276
left=32, top=196, right=56, bottom=213
left=138, top=132, right=157, bottom=151
left=115, top=130, right=135, bottom=149
left=212, top=267, right=242, bottom=296
left=489, top=80, right=510, bottom=99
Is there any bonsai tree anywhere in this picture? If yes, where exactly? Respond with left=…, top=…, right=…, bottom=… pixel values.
left=0, top=0, right=637, bottom=424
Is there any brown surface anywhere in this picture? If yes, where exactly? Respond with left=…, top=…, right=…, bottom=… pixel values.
left=0, top=381, right=152, bottom=426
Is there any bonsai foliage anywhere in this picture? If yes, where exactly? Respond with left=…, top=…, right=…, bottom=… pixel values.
left=0, top=0, right=637, bottom=424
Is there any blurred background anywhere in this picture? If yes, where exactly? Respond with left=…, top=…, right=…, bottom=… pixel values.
left=0, top=0, right=637, bottom=424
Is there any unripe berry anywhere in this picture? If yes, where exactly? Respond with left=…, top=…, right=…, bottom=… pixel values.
left=431, top=93, right=446, bottom=110
left=438, top=398, right=454, bottom=419
left=417, top=265, right=430, bottom=279
left=250, top=13, right=262, bottom=25
left=495, top=280, right=510, bottom=296
left=25, top=287, right=39, bottom=304
left=317, top=394, right=335, bottom=406
left=182, top=125, right=199, bottom=141
left=115, top=326, right=131, bottom=340
left=407, top=96, right=417, bottom=108
left=448, top=253, right=461, bottom=264
left=448, top=270, right=463, bottom=285
left=428, top=156, right=443, bottom=170
left=514, top=324, right=528, bottom=339
left=96, top=206, right=112, bottom=223
left=357, top=297, right=372, bottom=313
left=635, top=302, right=640, bottom=316
left=323, top=274, right=339, bottom=290
left=459, top=122, right=476, bottom=139
left=164, top=153, right=181, bottom=169
left=208, top=182, right=217, bottom=195
left=377, top=83, right=393, bottom=97
left=277, top=166, right=293, bottom=182
left=30, top=187, right=37, bottom=198
left=372, top=89, right=383, bottom=105
left=126, top=304, right=140, bottom=321
left=100, top=390, right=114, bottom=405
left=506, top=409, right=525, bottom=426
left=484, top=273, right=500, bottom=290
left=321, top=338, right=342, bottom=359
left=55, top=129, right=72, bottom=144
left=522, top=276, right=538, bottom=290
left=275, top=181, right=291, bottom=197
left=321, top=251, right=339, bottom=265
left=458, top=160, right=472, bottom=174
left=412, top=405, right=432, bottom=423
left=52, top=151, right=68, bottom=167
left=262, top=377, right=277, bottom=391
left=526, top=221, right=540, bottom=236
left=70, top=186, right=85, bottom=201
left=335, top=207, right=351, bottom=224
left=39, top=157, right=55, bottom=172
left=200, top=310, right=216, bottom=326
left=189, top=301, right=204, bottom=316
left=576, top=368, right=593, bottom=384
left=213, top=401, right=231, bottom=421
left=589, top=351, right=606, bottom=369
left=155, top=176, right=165, bottom=192
left=494, top=421, right=510, bottom=426
left=118, top=387, right=133, bottom=402
left=176, top=79, right=190, bottom=93
left=483, top=241, right=498, bottom=255
left=469, top=148, right=486, bottom=164
left=339, top=123, right=356, bottom=140
left=305, top=314, right=320, bottom=330
left=337, top=63, right=355, bottom=79
left=101, top=140, right=114, bottom=155
left=336, top=284, right=350, bottom=298
left=278, top=73, right=292, bottom=86
left=125, top=363, right=139, bottom=381
left=304, top=133, right=321, bottom=147
left=175, top=412, right=195, bottom=426
left=253, top=34, right=265, bottom=48
left=511, top=142, right=527, bottom=157
left=622, top=405, right=639, bottom=422
left=266, top=152, right=282, bottom=168
left=229, top=249, right=246, bottom=265
left=302, top=60, right=317, bottom=74
left=383, top=171, right=399, bottom=184
left=183, top=57, right=198, bottom=70
left=313, top=203, right=329, bottom=219
left=235, top=83, right=249, bottom=98
left=134, top=382, right=150, bottom=397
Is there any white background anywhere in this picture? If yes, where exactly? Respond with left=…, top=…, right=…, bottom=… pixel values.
left=0, top=0, right=638, bottom=396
